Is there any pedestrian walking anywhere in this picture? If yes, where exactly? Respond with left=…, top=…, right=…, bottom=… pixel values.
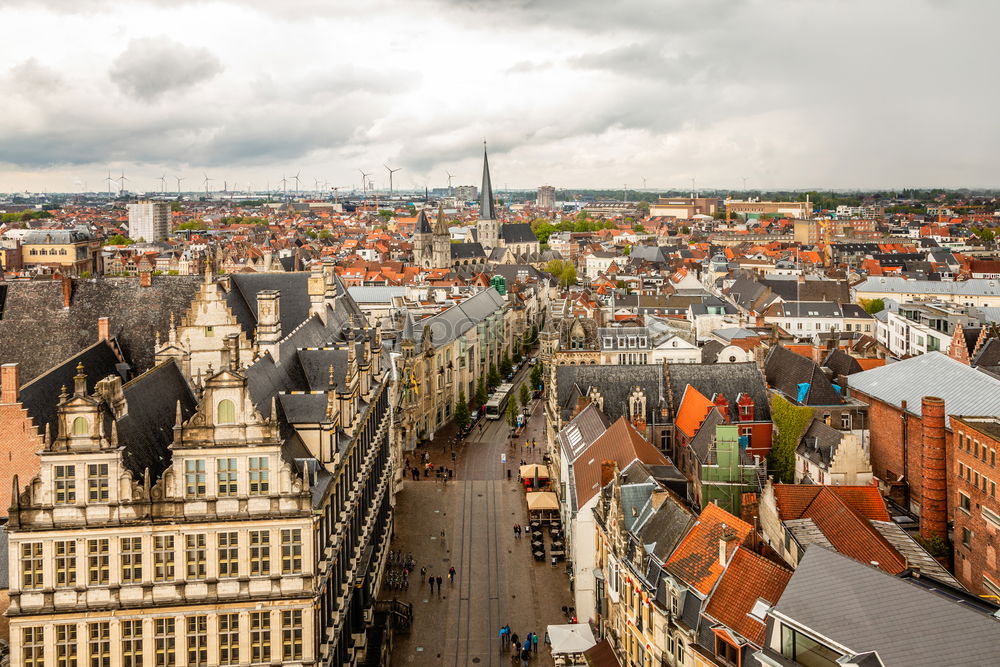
left=532, top=632, right=538, bottom=652
left=511, top=633, right=519, bottom=650
left=513, top=524, right=519, bottom=539
left=544, top=631, right=550, bottom=647
left=520, top=647, right=530, bottom=666
left=436, top=576, right=442, bottom=596
left=428, top=574, right=434, bottom=591
left=499, top=625, right=509, bottom=651
left=448, top=566, right=456, bottom=583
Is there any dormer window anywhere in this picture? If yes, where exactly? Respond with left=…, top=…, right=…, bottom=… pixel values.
left=72, top=417, right=89, bottom=436
left=217, top=399, right=236, bottom=424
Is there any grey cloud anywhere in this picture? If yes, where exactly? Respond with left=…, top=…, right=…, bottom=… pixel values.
left=506, top=60, right=552, bottom=74
left=6, top=59, right=64, bottom=94
left=110, top=37, right=223, bottom=101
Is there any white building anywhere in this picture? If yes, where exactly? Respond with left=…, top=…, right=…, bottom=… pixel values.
left=127, top=200, right=170, bottom=243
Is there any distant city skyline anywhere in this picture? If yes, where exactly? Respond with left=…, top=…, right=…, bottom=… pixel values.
left=2, top=0, right=1000, bottom=191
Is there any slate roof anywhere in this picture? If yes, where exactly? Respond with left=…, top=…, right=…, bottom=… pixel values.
left=703, top=547, right=792, bottom=646
left=557, top=401, right=612, bottom=464
left=499, top=223, right=538, bottom=244
left=17, top=340, right=125, bottom=436
left=117, top=359, right=198, bottom=481
left=847, top=351, right=1000, bottom=427
left=760, top=276, right=849, bottom=303
left=556, top=363, right=665, bottom=425
left=0, top=276, right=202, bottom=378
left=412, top=288, right=504, bottom=347
left=666, top=362, right=771, bottom=422
left=665, top=502, right=752, bottom=596
left=770, top=547, right=1000, bottom=667
left=225, top=273, right=315, bottom=339
left=822, top=348, right=863, bottom=377
left=614, top=460, right=694, bottom=562
left=765, top=345, right=845, bottom=406
left=479, top=147, right=497, bottom=220
left=415, top=209, right=432, bottom=234
left=450, top=242, right=487, bottom=259
left=796, top=419, right=845, bottom=467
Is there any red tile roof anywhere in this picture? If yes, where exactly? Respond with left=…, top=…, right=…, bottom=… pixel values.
left=675, top=385, right=715, bottom=438
left=666, top=503, right=752, bottom=595
left=773, top=484, right=890, bottom=521
left=703, top=548, right=792, bottom=646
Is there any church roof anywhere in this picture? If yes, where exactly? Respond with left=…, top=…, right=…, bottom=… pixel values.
left=479, top=145, right=497, bottom=220
left=500, top=223, right=538, bottom=244
left=416, top=209, right=432, bottom=235
left=451, top=242, right=487, bottom=259
left=433, top=204, right=449, bottom=236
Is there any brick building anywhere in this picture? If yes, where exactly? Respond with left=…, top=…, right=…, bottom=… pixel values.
left=951, top=416, right=1000, bottom=597
left=846, top=352, right=1000, bottom=515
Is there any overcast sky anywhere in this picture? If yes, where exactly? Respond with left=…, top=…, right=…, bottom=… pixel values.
left=1, top=0, right=998, bottom=193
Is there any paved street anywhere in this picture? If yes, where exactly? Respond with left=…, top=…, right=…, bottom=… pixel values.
left=388, top=381, right=573, bottom=666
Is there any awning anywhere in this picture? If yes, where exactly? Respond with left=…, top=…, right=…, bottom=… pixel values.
left=547, top=623, right=597, bottom=654
left=520, top=463, right=551, bottom=479
left=526, top=491, right=560, bottom=511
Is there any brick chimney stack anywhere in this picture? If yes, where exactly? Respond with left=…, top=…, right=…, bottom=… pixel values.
left=920, top=396, right=948, bottom=541
left=97, top=317, right=110, bottom=342
left=1, top=363, right=20, bottom=404
left=62, top=276, right=73, bottom=308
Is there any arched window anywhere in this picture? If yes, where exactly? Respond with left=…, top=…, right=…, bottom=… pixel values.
left=217, top=399, right=236, bottom=424
left=72, top=417, right=89, bottom=435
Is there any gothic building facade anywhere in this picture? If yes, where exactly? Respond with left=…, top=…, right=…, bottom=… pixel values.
left=6, top=266, right=399, bottom=666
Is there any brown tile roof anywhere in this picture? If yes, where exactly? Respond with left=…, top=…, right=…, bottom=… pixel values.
left=703, top=547, right=792, bottom=646
left=666, top=503, right=752, bottom=595
left=573, top=416, right=667, bottom=509
left=798, top=489, right=906, bottom=575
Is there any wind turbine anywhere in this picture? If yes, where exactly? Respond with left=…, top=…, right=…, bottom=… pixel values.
left=159, top=174, right=167, bottom=193
left=105, top=170, right=114, bottom=195
left=116, top=169, right=129, bottom=195
left=175, top=176, right=184, bottom=194
left=292, top=171, right=302, bottom=194
left=384, top=164, right=401, bottom=197
left=359, top=169, right=371, bottom=199
left=279, top=175, right=289, bottom=196
left=446, top=171, right=454, bottom=196
left=203, top=173, right=213, bottom=196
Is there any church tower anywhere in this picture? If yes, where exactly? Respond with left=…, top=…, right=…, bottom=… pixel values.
left=432, top=202, right=451, bottom=269
left=476, top=144, right=499, bottom=251
left=413, top=209, right=434, bottom=268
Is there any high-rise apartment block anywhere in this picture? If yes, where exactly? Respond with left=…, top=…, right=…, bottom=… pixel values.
left=127, top=200, right=170, bottom=242
left=536, top=185, right=556, bottom=209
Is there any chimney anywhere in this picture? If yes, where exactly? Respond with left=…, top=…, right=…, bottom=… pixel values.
left=719, top=525, right=738, bottom=566
left=600, top=460, right=616, bottom=488
left=97, top=317, right=110, bottom=342
left=920, top=396, right=948, bottom=541
left=62, top=276, right=73, bottom=308
left=1, top=363, right=20, bottom=404
left=256, top=290, right=282, bottom=346
left=139, top=271, right=152, bottom=288
left=225, top=333, right=240, bottom=370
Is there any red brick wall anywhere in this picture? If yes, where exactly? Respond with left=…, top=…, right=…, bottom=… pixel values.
left=856, top=391, right=953, bottom=514
left=952, top=419, right=1000, bottom=596
left=0, top=402, right=45, bottom=518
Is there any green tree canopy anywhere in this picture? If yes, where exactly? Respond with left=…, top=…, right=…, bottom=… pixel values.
left=530, top=363, right=543, bottom=389
left=476, top=377, right=488, bottom=408
left=559, top=264, right=577, bottom=288
left=636, top=201, right=650, bottom=216
left=860, top=298, right=886, bottom=315
left=455, top=390, right=470, bottom=430
left=519, top=383, right=530, bottom=408
left=103, top=234, right=134, bottom=245
left=499, top=355, right=512, bottom=378
left=507, top=393, right=519, bottom=428
left=176, top=219, right=207, bottom=230
left=488, top=363, right=501, bottom=390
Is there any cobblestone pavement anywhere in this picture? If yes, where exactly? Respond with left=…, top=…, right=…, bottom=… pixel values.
left=388, top=384, right=572, bottom=666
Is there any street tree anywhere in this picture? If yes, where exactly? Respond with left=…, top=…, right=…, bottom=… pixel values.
left=519, top=383, right=530, bottom=408
left=455, top=390, right=470, bottom=431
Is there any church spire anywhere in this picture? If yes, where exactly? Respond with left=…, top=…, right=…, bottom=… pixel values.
left=415, top=209, right=432, bottom=235
left=433, top=202, right=449, bottom=236
left=479, top=142, right=497, bottom=221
